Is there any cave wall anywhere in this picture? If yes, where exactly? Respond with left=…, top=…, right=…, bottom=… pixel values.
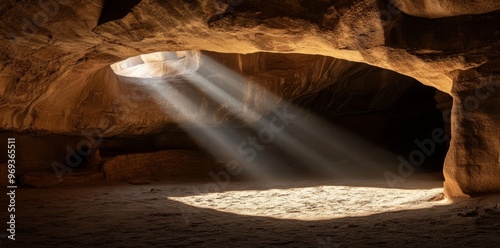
left=393, top=0, right=500, bottom=18
left=0, top=0, right=499, bottom=197
left=445, top=64, right=500, bottom=197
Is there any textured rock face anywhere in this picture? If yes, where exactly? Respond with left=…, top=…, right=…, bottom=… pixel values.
left=0, top=0, right=499, bottom=197
left=393, top=0, right=500, bottom=18
left=0, top=50, right=426, bottom=135
left=102, top=150, right=223, bottom=182
left=444, top=65, right=500, bottom=197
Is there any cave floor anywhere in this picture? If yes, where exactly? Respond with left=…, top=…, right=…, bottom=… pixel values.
left=8, top=173, right=500, bottom=248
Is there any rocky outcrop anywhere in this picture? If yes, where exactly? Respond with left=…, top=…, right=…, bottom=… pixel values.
left=102, top=150, right=224, bottom=182
left=444, top=63, right=500, bottom=197
left=393, top=0, right=500, bottom=18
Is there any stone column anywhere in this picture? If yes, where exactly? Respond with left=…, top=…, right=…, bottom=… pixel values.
left=444, top=66, right=500, bottom=198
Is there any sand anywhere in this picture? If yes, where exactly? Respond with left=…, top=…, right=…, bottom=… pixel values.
left=3, top=173, right=500, bottom=248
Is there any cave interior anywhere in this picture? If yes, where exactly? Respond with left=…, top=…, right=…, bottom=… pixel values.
left=1, top=0, right=500, bottom=247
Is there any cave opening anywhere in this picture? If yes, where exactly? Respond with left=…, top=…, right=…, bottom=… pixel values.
left=102, top=50, right=449, bottom=184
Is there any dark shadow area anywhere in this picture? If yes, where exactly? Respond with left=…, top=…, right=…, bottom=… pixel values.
left=99, top=127, right=201, bottom=157
left=316, top=83, right=447, bottom=173
left=379, top=1, right=500, bottom=53
left=97, top=0, right=143, bottom=26
left=284, top=74, right=447, bottom=174
left=234, top=0, right=334, bottom=24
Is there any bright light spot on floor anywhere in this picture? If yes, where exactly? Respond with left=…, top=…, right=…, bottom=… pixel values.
left=169, top=186, right=446, bottom=220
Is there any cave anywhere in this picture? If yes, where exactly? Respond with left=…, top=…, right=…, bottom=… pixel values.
left=1, top=0, right=500, bottom=247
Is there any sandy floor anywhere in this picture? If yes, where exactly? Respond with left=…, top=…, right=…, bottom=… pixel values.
left=4, top=173, right=500, bottom=248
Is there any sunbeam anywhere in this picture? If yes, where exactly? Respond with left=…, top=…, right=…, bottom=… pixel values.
left=114, top=50, right=399, bottom=180
left=140, top=76, right=273, bottom=179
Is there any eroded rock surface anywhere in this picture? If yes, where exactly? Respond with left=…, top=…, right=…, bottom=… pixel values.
left=102, top=150, right=224, bottom=182
left=393, top=0, right=500, bottom=18
left=445, top=64, right=500, bottom=197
